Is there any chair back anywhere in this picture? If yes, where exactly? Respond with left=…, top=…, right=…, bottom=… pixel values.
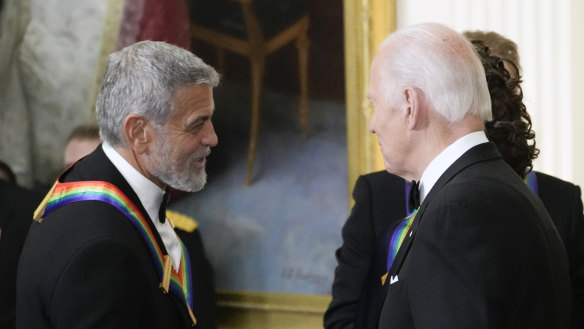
left=190, top=0, right=308, bottom=40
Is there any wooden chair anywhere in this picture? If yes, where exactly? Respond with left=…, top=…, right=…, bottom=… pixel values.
left=190, top=0, right=310, bottom=185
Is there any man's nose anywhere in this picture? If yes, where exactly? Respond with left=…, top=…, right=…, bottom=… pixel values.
left=203, top=121, right=218, bottom=147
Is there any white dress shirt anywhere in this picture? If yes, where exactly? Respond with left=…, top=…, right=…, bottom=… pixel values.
left=102, top=142, right=181, bottom=271
left=418, top=131, right=489, bottom=204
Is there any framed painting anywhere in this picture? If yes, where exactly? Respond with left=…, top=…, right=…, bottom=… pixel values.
left=93, top=0, right=396, bottom=327
left=170, top=0, right=395, bottom=327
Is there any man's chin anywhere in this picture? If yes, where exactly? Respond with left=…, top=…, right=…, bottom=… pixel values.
left=165, top=173, right=207, bottom=193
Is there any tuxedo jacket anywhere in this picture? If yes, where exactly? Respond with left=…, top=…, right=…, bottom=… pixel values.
left=378, top=143, right=570, bottom=328
left=326, top=142, right=579, bottom=329
left=16, top=146, right=204, bottom=329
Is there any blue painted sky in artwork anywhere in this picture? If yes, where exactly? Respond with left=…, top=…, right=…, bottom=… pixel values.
left=171, top=82, right=348, bottom=295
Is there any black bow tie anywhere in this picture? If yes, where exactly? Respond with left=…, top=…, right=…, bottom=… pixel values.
left=158, top=189, right=170, bottom=224
left=408, top=180, right=420, bottom=212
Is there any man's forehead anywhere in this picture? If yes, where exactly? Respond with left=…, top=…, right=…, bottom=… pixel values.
left=368, top=62, right=384, bottom=92
left=175, top=84, right=212, bottom=99
left=174, top=85, right=213, bottom=109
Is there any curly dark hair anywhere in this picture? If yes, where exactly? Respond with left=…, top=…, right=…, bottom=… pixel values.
left=471, top=40, right=539, bottom=178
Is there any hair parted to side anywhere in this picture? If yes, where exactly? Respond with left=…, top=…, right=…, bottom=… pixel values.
left=96, top=41, right=220, bottom=147
left=379, top=23, right=492, bottom=123
left=463, top=30, right=521, bottom=74
left=472, top=40, right=539, bottom=177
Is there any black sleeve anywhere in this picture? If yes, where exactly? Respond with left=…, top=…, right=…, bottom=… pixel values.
left=568, top=186, right=584, bottom=329
left=0, top=182, right=42, bottom=329
left=324, top=176, right=376, bottom=329
left=50, top=238, right=149, bottom=329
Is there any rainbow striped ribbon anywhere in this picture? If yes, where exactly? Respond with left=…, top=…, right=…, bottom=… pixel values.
left=41, top=181, right=195, bottom=324
left=524, top=170, right=538, bottom=195
left=386, top=208, right=418, bottom=272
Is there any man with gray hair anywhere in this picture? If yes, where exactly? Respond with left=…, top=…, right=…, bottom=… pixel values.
left=16, top=41, right=219, bottom=328
left=369, top=23, right=571, bottom=328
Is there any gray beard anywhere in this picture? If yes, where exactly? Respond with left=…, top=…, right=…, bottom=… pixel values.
left=148, top=137, right=210, bottom=192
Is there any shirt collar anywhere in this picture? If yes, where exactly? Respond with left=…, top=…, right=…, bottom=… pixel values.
left=102, top=141, right=164, bottom=223
left=418, top=131, right=488, bottom=203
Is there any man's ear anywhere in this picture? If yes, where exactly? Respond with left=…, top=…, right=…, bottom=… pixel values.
left=123, top=114, right=153, bottom=154
left=404, top=87, right=423, bottom=130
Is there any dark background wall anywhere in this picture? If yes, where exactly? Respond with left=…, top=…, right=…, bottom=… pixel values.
left=189, top=0, right=345, bottom=102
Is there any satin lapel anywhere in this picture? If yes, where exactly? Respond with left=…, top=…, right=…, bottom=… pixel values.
left=63, top=144, right=169, bottom=256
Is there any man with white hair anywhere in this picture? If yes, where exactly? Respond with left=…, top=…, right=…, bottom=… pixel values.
left=17, top=41, right=219, bottom=328
left=369, top=23, right=571, bottom=328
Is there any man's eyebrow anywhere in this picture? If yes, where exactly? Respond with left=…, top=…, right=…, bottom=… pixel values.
left=185, top=115, right=211, bottom=130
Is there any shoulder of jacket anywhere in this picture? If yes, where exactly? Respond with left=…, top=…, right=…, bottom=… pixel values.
left=167, top=210, right=198, bottom=232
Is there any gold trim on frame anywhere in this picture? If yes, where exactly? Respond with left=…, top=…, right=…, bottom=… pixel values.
left=216, top=290, right=331, bottom=329
left=344, top=0, right=396, bottom=204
